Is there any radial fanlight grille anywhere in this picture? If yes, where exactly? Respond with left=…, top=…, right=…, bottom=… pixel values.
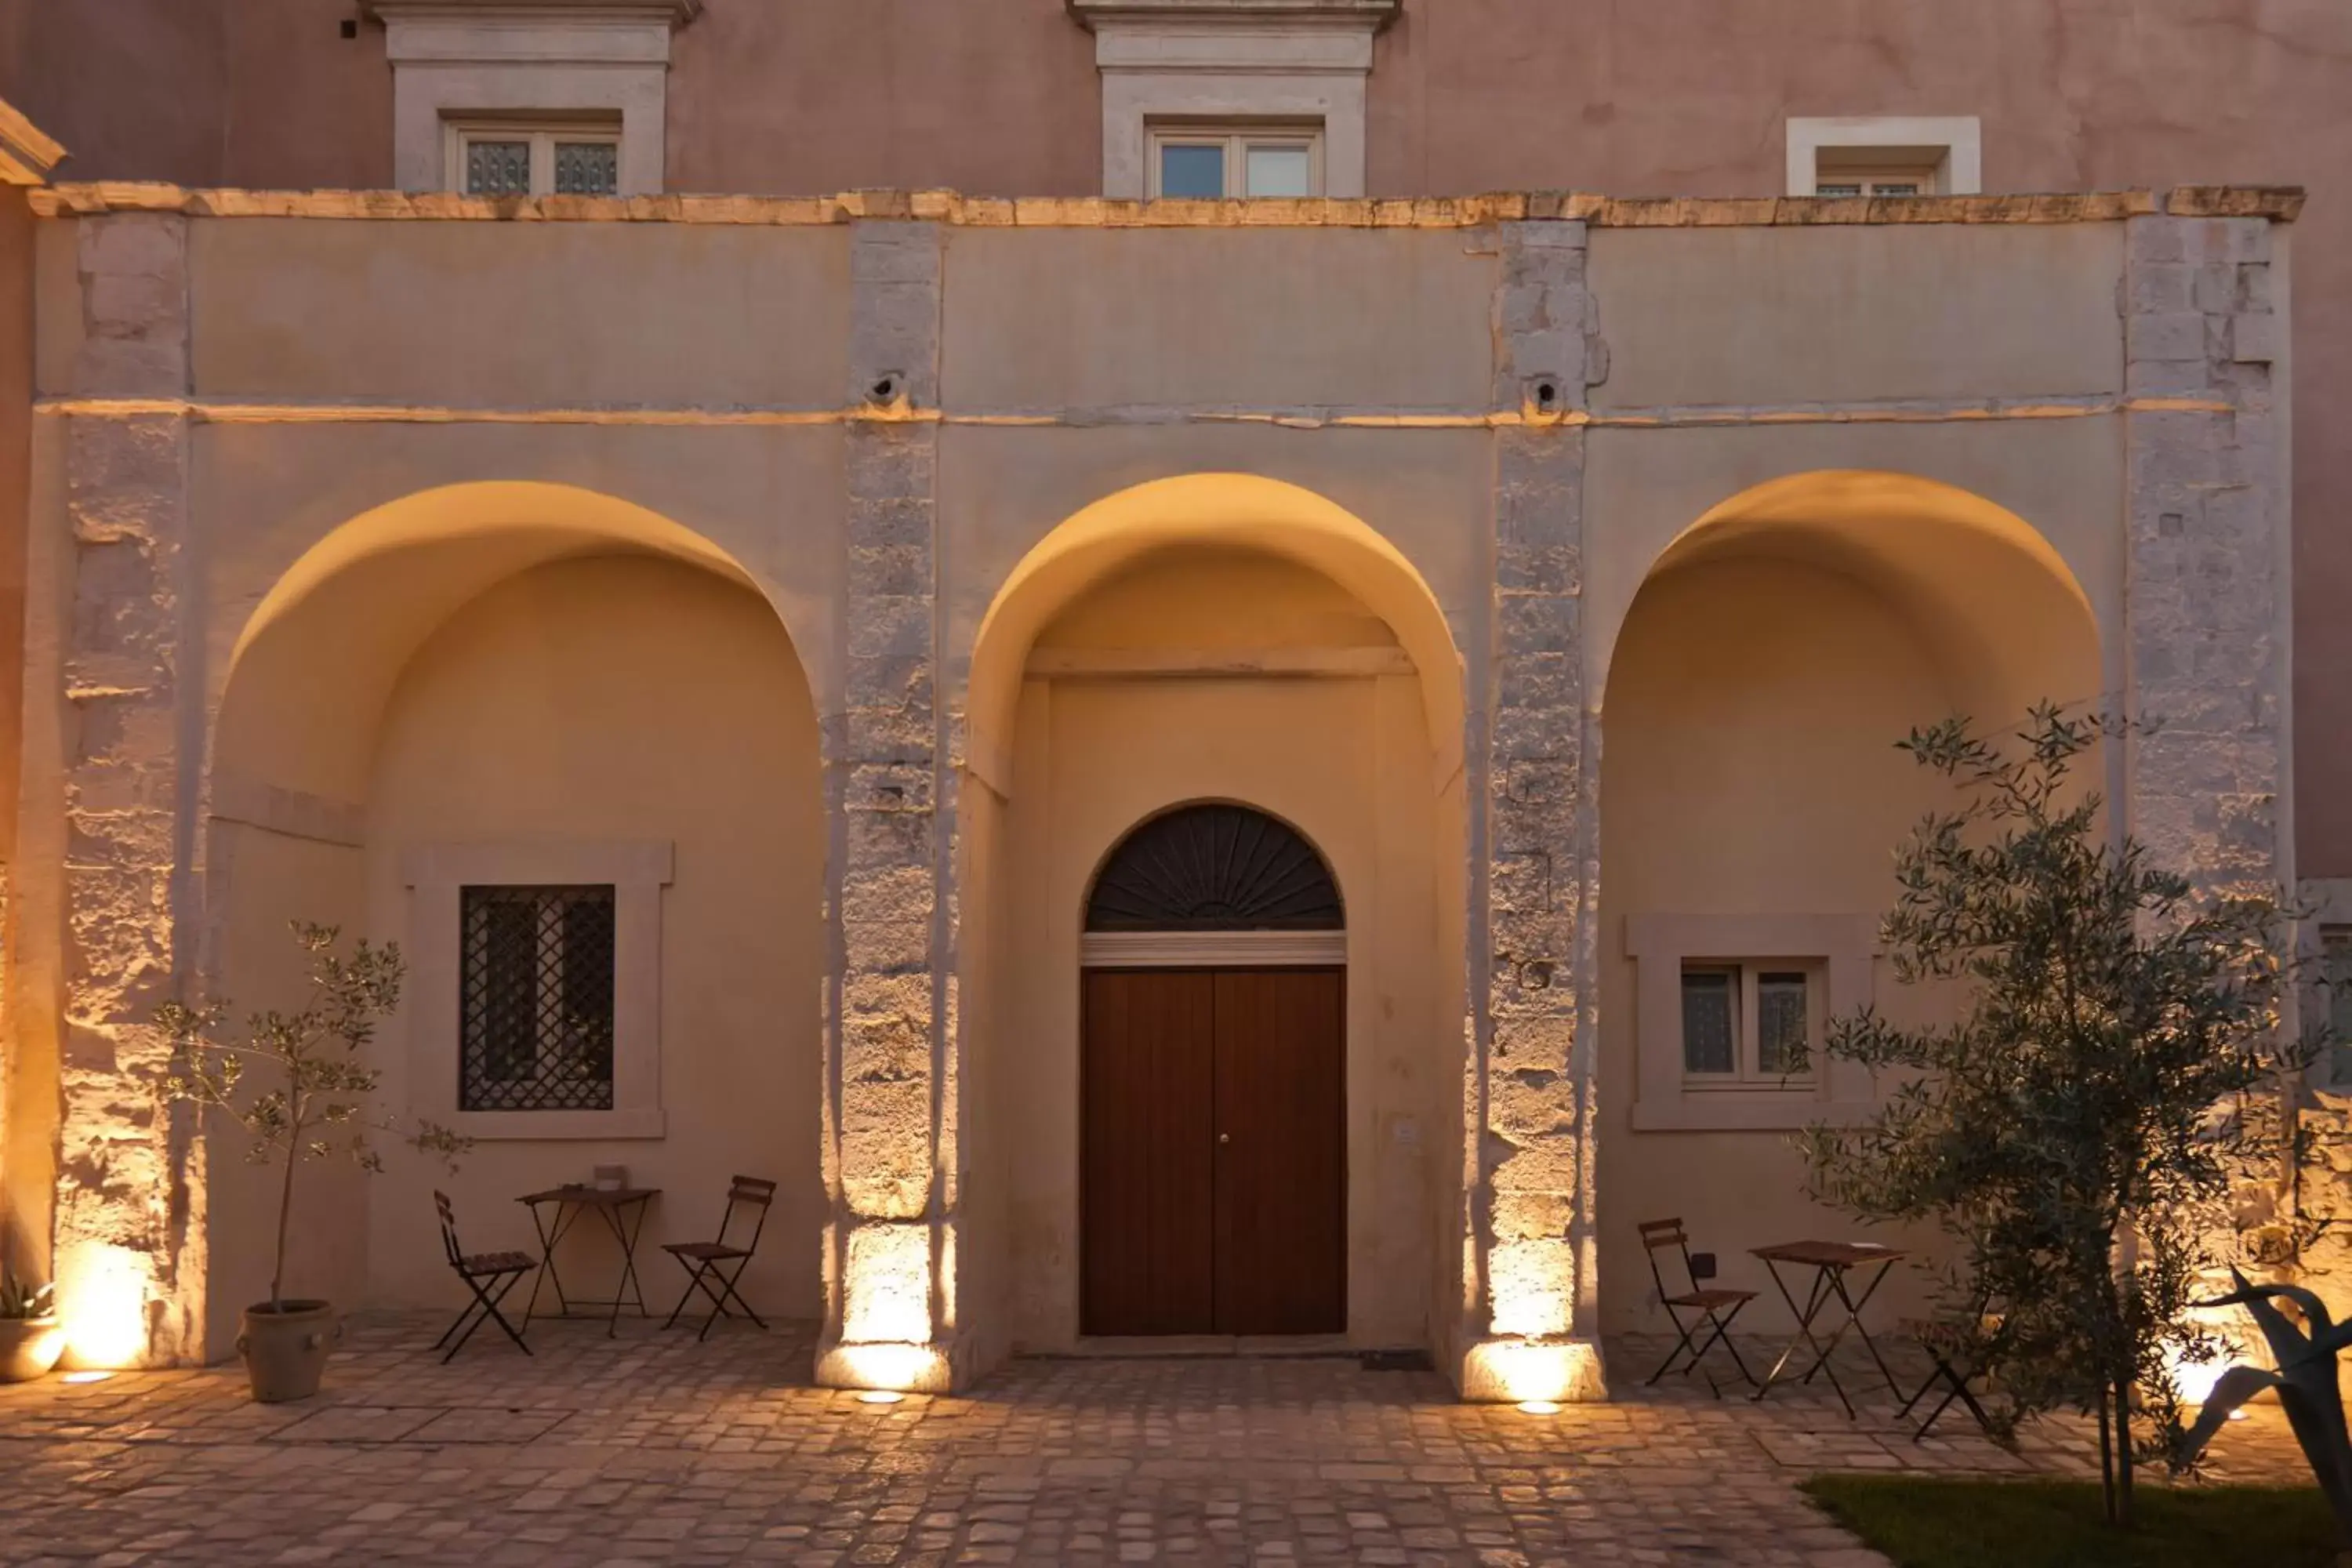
left=1087, top=804, right=1343, bottom=932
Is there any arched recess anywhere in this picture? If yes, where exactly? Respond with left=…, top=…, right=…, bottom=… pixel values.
left=201, top=482, right=825, bottom=1359
left=964, top=474, right=1465, bottom=799
left=955, top=474, right=1468, bottom=1367
left=1594, top=470, right=2102, bottom=1339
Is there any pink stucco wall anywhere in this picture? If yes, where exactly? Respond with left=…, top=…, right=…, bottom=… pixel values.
left=3, top=0, right=2348, bottom=869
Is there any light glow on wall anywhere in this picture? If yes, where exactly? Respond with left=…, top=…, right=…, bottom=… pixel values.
left=1462, top=1338, right=1603, bottom=1404
left=56, top=1243, right=151, bottom=1368
left=830, top=1341, right=951, bottom=1394
left=842, top=1225, right=934, bottom=1346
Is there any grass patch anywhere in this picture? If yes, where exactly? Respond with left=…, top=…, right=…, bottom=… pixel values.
left=1800, top=1475, right=2340, bottom=1567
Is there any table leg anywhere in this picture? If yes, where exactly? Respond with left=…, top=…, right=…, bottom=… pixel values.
left=522, top=1200, right=581, bottom=1327
left=1753, top=1261, right=1838, bottom=1406
left=1833, top=1258, right=1905, bottom=1398
left=592, top=1198, right=655, bottom=1338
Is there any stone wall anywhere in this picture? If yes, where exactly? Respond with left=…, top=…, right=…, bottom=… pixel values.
left=47, top=212, right=198, bottom=1363
left=818, top=217, right=959, bottom=1392
left=1457, top=220, right=1607, bottom=1402
left=2121, top=210, right=2289, bottom=904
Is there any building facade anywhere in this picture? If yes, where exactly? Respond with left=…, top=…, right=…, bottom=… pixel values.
left=0, top=0, right=2322, bottom=1399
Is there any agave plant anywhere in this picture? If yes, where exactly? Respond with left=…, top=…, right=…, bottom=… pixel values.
left=0, top=1272, right=55, bottom=1319
left=2175, top=1268, right=2352, bottom=1544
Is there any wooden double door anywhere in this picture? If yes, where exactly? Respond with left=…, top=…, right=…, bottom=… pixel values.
left=1080, top=967, right=1345, bottom=1337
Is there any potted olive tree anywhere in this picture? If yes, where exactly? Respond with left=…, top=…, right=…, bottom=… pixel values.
left=0, top=1272, right=62, bottom=1381
left=158, top=923, right=463, bottom=1402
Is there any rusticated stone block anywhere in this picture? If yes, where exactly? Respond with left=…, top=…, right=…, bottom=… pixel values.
left=825, top=218, right=956, bottom=1384
left=2121, top=213, right=2287, bottom=906
left=73, top=213, right=188, bottom=397
left=1460, top=223, right=1602, bottom=1396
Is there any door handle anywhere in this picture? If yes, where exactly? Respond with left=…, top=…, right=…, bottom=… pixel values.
left=1218, top=1133, right=1231, bottom=1144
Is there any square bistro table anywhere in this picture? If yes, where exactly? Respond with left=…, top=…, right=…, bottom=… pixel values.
left=518, top=1185, right=661, bottom=1338
left=1748, top=1239, right=1907, bottom=1417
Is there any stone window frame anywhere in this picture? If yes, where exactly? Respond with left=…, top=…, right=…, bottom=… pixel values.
left=367, top=0, right=699, bottom=196
left=1069, top=0, right=1399, bottom=200
left=404, top=840, right=673, bottom=1140
left=1785, top=115, right=1984, bottom=197
left=1625, top=913, right=1878, bottom=1131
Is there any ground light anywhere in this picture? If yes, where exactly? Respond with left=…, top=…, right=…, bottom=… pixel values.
left=1516, top=1399, right=1562, bottom=1415
left=61, top=1370, right=114, bottom=1385
left=856, top=1390, right=906, bottom=1406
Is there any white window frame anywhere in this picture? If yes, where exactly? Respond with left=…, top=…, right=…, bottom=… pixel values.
left=1626, top=913, right=1878, bottom=1131
left=1146, top=122, right=1327, bottom=199
left=404, top=840, right=673, bottom=1140
left=445, top=118, right=622, bottom=198
left=1786, top=116, right=1984, bottom=197
left=1678, top=961, right=1823, bottom=1090
left=1810, top=170, right=1934, bottom=199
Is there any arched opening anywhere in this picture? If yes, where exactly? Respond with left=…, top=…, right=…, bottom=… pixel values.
left=201, top=483, right=824, bottom=1357
left=1079, top=804, right=1346, bottom=1336
left=956, top=474, right=1465, bottom=1362
left=1595, top=470, right=2103, bottom=1338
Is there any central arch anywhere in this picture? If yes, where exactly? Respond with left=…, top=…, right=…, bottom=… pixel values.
left=1079, top=803, right=1347, bottom=1337
left=956, top=474, right=1468, bottom=1364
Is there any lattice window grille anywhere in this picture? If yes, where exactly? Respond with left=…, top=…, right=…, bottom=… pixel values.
left=1087, top=803, right=1344, bottom=931
left=459, top=884, right=618, bottom=1112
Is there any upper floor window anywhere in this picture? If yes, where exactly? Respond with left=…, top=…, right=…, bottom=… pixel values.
left=1149, top=122, right=1324, bottom=199
left=369, top=0, right=696, bottom=195
left=1069, top=0, right=1396, bottom=200
left=1787, top=116, right=1984, bottom=198
left=1813, top=169, right=1931, bottom=199
left=450, top=119, right=622, bottom=198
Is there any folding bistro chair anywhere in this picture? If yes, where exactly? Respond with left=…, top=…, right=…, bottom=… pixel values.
left=662, top=1175, right=776, bottom=1341
left=1897, top=1312, right=2002, bottom=1440
left=1639, top=1217, right=1758, bottom=1394
left=433, top=1190, right=537, bottom=1363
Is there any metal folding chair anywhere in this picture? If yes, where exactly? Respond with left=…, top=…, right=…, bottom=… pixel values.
left=433, top=1190, right=536, bottom=1363
left=1897, top=1314, right=2001, bottom=1440
left=662, top=1175, right=776, bottom=1341
left=1639, top=1217, right=1757, bottom=1394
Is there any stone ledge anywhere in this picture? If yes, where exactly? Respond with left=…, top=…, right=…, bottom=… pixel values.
left=26, top=184, right=2307, bottom=227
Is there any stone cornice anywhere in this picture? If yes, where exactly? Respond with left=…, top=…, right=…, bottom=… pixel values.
left=364, top=0, right=700, bottom=24
left=0, top=97, right=66, bottom=186
left=1069, top=0, right=1399, bottom=27
left=26, top=184, right=2307, bottom=228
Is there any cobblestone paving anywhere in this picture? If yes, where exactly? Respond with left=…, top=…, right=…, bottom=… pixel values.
left=0, top=1316, right=2311, bottom=1566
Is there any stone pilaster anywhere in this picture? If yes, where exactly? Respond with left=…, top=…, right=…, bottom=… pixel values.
left=2121, top=209, right=2289, bottom=899
left=815, top=217, right=960, bottom=1392
left=1457, top=220, right=1607, bottom=1403
left=49, top=212, right=199, bottom=1364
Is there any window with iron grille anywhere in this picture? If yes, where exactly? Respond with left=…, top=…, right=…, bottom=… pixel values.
left=459, top=885, right=617, bottom=1112
left=446, top=120, right=621, bottom=197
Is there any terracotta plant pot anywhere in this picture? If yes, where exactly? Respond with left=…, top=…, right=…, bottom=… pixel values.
left=238, top=1300, right=339, bottom=1403
left=0, top=1316, right=65, bottom=1381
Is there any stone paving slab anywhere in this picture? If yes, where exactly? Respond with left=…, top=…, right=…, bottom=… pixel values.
left=0, top=1316, right=2313, bottom=1566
